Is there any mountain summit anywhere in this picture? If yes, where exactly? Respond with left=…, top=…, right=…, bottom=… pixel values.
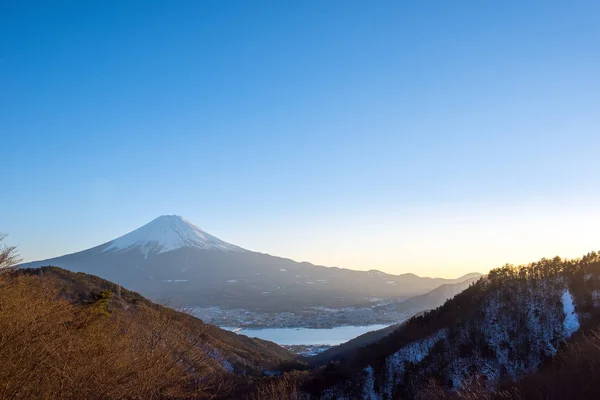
left=103, top=215, right=244, bottom=254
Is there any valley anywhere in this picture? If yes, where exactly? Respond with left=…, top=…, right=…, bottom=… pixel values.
left=191, top=304, right=408, bottom=329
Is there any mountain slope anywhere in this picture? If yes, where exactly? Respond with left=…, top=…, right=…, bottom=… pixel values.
left=300, top=252, right=600, bottom=399
left=414, top=327, right=600, bottom=400
left=0, top=266, right=303, bottom=399
left=19, top=215, right=480, bottom=312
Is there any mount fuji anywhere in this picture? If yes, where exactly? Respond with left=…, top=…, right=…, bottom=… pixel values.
left=20, top=215, right=479, bottom=311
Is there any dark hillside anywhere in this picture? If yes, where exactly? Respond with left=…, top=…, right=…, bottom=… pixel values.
left=413, top=328, right=600, bottom=400
left=299, top=252, right=600, bottom=399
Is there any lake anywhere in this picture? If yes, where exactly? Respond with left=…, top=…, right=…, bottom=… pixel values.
left=222, top=324, right=390, bottom=346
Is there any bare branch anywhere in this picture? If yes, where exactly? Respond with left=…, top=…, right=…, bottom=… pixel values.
left=0, top=233, right=22, bottom=269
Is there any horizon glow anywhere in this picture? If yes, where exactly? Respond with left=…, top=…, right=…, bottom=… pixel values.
left=13, top=201, right=600, bottom=279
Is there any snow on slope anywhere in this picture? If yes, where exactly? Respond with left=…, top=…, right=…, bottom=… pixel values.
left=384, top=328, right=448, bottom=397
left=562, top=289, right=580, bottom=338
left=103, top=215, right=245, bottom=254
left=324, top=279, right=585, bottom=398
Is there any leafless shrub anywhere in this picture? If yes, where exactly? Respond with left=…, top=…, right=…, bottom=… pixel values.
left=0, top=272, right=231, bottom=399
left=248, top=373, right=309, bottom=400
left=0, top=234, right=21, bottom=270
left=413, top=377, right=450, bottom=400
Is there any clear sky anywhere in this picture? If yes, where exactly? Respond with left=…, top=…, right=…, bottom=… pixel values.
left=2, top=1, right=600, bottom=278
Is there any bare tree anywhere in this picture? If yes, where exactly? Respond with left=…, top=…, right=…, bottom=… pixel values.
left=0, top=234, right=21, bottom=269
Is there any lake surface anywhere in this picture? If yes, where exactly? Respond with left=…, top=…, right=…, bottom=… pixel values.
left=222, top=324, right=390, bottom=346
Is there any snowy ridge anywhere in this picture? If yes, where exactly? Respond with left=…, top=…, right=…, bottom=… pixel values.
left=103, top=215, right=245, bottom=254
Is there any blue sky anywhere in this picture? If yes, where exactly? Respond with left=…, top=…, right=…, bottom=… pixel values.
left=2, top=1, right=600, bottom=277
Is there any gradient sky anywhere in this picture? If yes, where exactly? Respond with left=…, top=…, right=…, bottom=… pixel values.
left=2, top=1, right=600, bottom=278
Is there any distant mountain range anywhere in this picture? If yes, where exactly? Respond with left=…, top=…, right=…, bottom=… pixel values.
left=19, top=215, right=480, bottom=311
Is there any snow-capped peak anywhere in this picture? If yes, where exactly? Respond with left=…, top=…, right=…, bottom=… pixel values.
left=103, top=215, right=245, bottom=254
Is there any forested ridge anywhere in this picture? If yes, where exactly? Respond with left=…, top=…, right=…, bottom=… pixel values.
left=300, top=251, right=600, bottom=399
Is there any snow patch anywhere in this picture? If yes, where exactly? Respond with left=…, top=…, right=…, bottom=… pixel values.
left=562, top=289, right=580, bottom=338
left=362, top=366, right=379, bottom=400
